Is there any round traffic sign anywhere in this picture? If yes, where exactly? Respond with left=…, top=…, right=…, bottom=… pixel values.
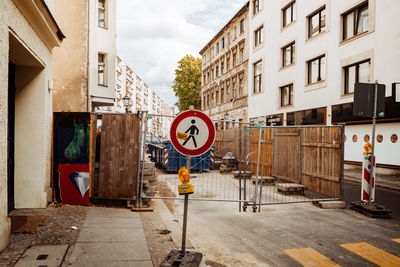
left=170, top=110, right=215, bottom=156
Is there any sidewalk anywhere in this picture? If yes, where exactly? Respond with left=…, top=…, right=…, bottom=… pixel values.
left=66, top=207, right=152, bottom=267
left=344, top=169, right=400, bottom=191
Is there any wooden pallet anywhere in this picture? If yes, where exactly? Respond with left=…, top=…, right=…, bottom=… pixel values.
left=251, top=176, right=275, bottom=185
left=232, top=170, right=253, bottom=178
left=276, top=183, right=305, bottom=195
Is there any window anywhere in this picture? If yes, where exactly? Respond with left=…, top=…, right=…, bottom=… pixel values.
left=282, top=42, right=295, bottom=67
left=216, top=66, right=219, bottom=78
left=253, top=0, right=261, bottom=14
left=282, top=1, right=296, bottom=27
left=239, top=74, right=244, bottom=97
left=280, top=84, right=293, bottom=107
left=240, top=19, right=244, bottom=33
left=233, top=52, right=237, bottom=67
left=253, top=61, right=262, bottom=93
left=226, top=81, right=231, bottom=100
left=216, top=42, right=219, bottom=53
left=344, top=59, right=371, bottom=94
left=254, top=26, right=263, bottom=47
left=307, top=55, right=326, bottom=84
left=98, top=0, right=106, bottom=28
left=221, top=88, right=224, bottom=103
left=308, top=6, right=326, bottom=38
left=234, top=26, right=237, bottom=39
left=98, top=53, right=106, bottom=86
left=216, top=90, right=219, bottom=105
left=239, top=47, right=244, bottom=63
left=222, top=37, right=225, bottom=49
left=233, top=79, right=237, bottom=98
left=343, top=2, right=368, bottom=41
left=221, top=61, right=224, bottom=74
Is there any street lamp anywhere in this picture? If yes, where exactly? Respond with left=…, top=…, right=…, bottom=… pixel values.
left=122, top=94, right=131, bottom=113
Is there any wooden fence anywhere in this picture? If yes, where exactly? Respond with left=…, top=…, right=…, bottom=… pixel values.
left=214, top=126, right=343, bottom=198
left=90, top=114, right=140, bottom=199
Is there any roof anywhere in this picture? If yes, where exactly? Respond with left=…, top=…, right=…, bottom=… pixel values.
left=199, top=1, right=249, bottom=55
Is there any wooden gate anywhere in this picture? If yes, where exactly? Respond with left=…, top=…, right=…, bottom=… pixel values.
left=272, top=128, right=300, bottom=183
left=90, top=114, right=140, bottom=199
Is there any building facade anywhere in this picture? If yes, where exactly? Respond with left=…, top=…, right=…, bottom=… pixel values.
left=0, top=0, right=63, bottom=251
left=200, top=2, right=250, bottom=128
left=247, top=0, right=400, bottom=170
left=53, top=0, right=116, bottom=112
left=114, top=57, right=172, bottom=138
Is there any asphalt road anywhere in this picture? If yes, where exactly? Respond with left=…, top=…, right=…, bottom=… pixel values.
left=343, top=180, right=400, bottom=222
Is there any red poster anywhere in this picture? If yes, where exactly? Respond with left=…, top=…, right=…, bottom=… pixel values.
left=58, top=164, right=90, bottom=205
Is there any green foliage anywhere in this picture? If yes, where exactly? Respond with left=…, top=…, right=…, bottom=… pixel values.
left=172, top=55, right=202, bottom=112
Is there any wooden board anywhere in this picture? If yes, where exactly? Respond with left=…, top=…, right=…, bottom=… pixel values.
left=97, top=114, right=140, bottom=199
left=272, top=128, right=300, bottom=183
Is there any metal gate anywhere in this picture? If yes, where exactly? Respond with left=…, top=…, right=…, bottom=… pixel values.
left=137, top=112, right=344, bottom=212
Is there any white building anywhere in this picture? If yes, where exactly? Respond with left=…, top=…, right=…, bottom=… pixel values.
left=88, top=0, right=117, bottom=111
left=1, top=0, right=63, bottom=251
left=114, top=57, right=172, bottom=138
left=247, top=0, right=400, bottom=171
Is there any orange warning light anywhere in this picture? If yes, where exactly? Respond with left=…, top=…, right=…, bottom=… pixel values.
left=178, top=167, right=190, bottom=183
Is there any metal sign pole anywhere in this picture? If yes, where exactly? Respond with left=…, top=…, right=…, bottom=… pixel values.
left=369, top=80, right=378, bottom=204
left=181, top=155, right=191, bottom=255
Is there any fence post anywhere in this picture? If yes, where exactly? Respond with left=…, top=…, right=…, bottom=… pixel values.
left=340, top=125, right=345, bottom=200
left=254, top=126, right=263, bottom=211
left=138, top=111, right=148, bottom=208
left=299, top=128, right=303, bottom=185
left=136, top=111, right=144, bottom=206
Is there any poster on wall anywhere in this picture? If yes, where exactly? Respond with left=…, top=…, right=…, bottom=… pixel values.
left=58, top=164, right=89, bottom=205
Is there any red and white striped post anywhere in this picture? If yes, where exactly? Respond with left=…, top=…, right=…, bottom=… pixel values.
left=210, top=147, right=215, bottom=164
left=164, top=149, right=168, bottom=166
left=361, top=155, right=375, bottom=203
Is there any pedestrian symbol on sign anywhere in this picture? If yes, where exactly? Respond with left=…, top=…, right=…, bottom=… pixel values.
left=182, top=120, right=199, bottom=148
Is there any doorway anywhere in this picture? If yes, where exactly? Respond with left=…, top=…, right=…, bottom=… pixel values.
left=8, top=62, right=16, bottom=213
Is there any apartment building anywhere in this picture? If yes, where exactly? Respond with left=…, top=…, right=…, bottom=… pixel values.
left=248, top=0, right=400, bottom=170
left=114, top=57, right=172, bottom=138
left=200, top=2, right=250, bottom=128
left=0, top=0, right=63, bottom=251
left=53, top=0, right=116, bottom=112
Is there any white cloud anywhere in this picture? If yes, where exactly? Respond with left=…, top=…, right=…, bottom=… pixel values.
left=116, top=0, right=247, bottom=107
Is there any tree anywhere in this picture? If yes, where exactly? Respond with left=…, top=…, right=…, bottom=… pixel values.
left=172, top=55, right=202, bottom=111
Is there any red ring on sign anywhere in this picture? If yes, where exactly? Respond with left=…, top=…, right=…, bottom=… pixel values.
left=170, top=110, right=215, bottom=156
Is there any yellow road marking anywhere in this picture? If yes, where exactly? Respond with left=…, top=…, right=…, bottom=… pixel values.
left=284, top=248, right=340, bottom=267
left=393, top=239, right=400, bottom=244
left=341, top=242, right=400, bottom=266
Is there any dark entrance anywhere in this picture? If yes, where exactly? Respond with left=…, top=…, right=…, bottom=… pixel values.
left=8, top=62, right=16, bottom=213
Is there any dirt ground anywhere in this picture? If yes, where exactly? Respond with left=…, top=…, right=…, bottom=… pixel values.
left=0, top=204, right=88, bottom=266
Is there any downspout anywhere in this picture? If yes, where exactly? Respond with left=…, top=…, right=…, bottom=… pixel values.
left=86, top=0, right=91, bottom=112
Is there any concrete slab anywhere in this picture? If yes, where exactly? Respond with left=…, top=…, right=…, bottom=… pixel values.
left=15, top=245, right=68, bottom=267
left=67, top=260, right=153, bottom=267
left=317, top=201, right=346, bottom=209
left=86, top=207, right=140, bottom=218
left=78, top=227, right=147, bottom=243
left=69, top=242, right=151, bottom=263
left=83, top=217, right=143, bottom=228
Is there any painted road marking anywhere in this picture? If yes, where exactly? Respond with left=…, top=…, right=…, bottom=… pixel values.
left=393, top=239, right=400, bottom=244
left=341, top=242, right=400, bottom=266
left=284, top=248, right=340, bottom=267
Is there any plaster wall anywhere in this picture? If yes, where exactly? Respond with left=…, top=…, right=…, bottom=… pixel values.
left=88, top=0, right=116, bottom=109
left=0, top=0, right=55, bottom=251
left=53, top=0, right=89, bottom=112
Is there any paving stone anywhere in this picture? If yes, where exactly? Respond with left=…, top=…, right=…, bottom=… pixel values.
left=69, top=242, right=151, bottom=263
left=86, top=207, right=140, bottom=219
left=83, top=217, right=143, bottom=229
left=15, top=245, right=68, bottom=267
left=78, top=227, right=147, bottom=243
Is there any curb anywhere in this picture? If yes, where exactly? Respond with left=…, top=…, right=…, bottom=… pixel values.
left=344, top=176, right=400, bottom=192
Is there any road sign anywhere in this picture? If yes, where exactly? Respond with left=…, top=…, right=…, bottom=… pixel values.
left=170, top=110, right=215, bottom=156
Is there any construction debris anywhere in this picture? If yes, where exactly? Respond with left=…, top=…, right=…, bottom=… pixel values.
left=276, top=183, right=305, bottom=195
left=251, top=176, right=275, bottom=185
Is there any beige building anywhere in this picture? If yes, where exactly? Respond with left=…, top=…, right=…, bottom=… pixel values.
left=0, top=0, right=63, bottom=251
left=53, top=0, right=117, bottom=112
left=200, top=2, right=249, bottom=128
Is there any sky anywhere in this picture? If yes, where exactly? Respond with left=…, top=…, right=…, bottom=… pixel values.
left=116, top=0, right=247, bottom=108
